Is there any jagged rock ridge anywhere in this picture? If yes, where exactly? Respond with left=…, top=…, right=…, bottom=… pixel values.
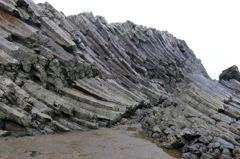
left=143, top=65, right=240, bottom=159
left=0, top=0, right=207, bottom=135
left=1, top=0, right=240, bottom=158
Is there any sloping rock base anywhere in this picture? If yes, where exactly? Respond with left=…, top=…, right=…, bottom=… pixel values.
left=144, top=68, right=240, bottom=158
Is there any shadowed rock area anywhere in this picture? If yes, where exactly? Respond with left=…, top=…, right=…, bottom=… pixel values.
left=1, top=0, right=240, bottom=158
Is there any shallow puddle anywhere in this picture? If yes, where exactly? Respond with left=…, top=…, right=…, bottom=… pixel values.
left=134, top=130, right=182, bottom=158
left=126, top=127, right=137, bottom=131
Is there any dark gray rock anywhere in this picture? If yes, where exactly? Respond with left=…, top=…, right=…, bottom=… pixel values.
left=189, top=144, right=200, bottom=153
left=26, top=128, right=42, bottom=136
left=0, top=130, right=9, bottom=137
left=222, top=148, right=232, bottom=157
left=219, top=65, right=240, bottom=81
left=232, top=146, right=240, bottom=156
left=219, top=154, right=233, bottom=159
left=152, top=133, right=160, bottom=138
left=214, top=137, right=234, bottom=150
left=181, top=152, right=199, bottom=159
left=181, top=152, right=192, bottom=159
left=199, top=136, right=209, bottom=144
left=199, top=145, right=208, bottom=154
left=211, top=148, right=221, bottom=158
left=29, top=151, right=41, bottom=157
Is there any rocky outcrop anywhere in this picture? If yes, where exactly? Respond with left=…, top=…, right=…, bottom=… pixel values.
left=219, top=65, right=240, bottom=81
left=0, top=0, right=175, bottom=135
left=143, top=69, right=240, bottom=159
left=0, top=0, right=206, bottom=135
left=1, top=0, right=240, bottom=158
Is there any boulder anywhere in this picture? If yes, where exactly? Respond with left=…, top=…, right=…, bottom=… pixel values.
left=0, top=102, right=30, bottom=127
left=0, top=0, right=22, bottom=18
left=0, top=130, right=9, bottom=137
left=219, top=65, right=240, bottom=81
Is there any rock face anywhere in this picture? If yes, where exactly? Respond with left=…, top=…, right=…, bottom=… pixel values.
left=0, top=0, right=207, bottom=135
left=219, top=65, right=240, bottom=81
left=143, top=66, right=240, bottom=159
left=1, top=0, right=240, bottom=158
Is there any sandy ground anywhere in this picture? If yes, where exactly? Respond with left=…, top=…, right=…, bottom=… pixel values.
left=0, top=124, right=181, bottom=159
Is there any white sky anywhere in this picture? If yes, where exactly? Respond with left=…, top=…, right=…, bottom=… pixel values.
left=33, top=0, right=240, bottom=80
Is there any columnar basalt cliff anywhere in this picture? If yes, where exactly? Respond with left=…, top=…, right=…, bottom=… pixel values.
left=1, top=0, right=240, bottom=158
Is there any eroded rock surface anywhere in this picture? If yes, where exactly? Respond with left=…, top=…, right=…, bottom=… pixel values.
left=1, top=0, right=240, bottom=158
left=0, top=0, right=205, bottom=135
left=143, top=69, right=240, bottom=158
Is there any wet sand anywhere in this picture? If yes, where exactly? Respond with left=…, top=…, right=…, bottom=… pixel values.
left=0, top=124, right=181, bottom=159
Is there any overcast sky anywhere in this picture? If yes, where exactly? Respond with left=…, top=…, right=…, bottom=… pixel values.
left=33, top=0, right=240, bottom=80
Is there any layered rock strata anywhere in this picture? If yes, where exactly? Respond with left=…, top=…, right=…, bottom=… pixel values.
left=0, top=0, right=206, bottom=136
left=1, top=0, right=240, bottom=158
left=143, top=67, right=240, bottom=159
